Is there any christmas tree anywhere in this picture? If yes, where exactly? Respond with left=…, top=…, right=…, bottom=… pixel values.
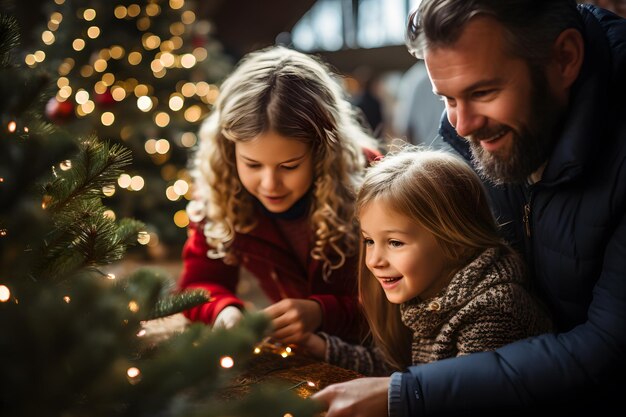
left=0, top=10, right=318, bottom=417
left=25, top=0, right=234, bottom=255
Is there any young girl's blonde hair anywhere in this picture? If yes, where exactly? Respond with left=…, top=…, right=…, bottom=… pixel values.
left=189, top=46, right=378, bottom=278
left=357, top=147, right=511, bottom=370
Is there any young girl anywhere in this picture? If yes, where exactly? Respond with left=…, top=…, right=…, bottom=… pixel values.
left=177, top=46, right=380, bottom=344
left=302, top=148, right=552, bottom=374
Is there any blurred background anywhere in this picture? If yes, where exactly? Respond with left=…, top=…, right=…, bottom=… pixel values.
left=8, top=0, right=433, bottom=268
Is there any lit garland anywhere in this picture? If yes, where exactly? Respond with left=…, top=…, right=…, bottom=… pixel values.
left=24, top=0, right=233, bottom=244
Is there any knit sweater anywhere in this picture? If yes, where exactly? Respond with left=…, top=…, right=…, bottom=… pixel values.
left=320, top=247, right=553, bottom=375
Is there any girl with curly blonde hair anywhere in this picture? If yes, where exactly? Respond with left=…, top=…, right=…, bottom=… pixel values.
left=178, top=46, right=380, bottom=344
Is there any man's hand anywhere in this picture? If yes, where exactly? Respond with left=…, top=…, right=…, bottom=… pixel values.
left=263, top=298, right=322, bottom=344
left=213, top=305, right=244, bottom=329
left=311, top=377, right=391, bottom=417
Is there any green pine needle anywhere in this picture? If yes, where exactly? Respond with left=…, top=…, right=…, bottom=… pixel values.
left=148, top=289, right=211, bottom=320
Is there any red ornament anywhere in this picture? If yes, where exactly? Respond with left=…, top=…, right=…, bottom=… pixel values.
left=45, top=97, right=75, bottom=124
left=94, top=88, right=115, bottom=108
left=192, top=34, right=206, bottom=48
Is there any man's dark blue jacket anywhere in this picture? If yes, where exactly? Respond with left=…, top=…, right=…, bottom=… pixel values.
left=390, top=5, right=626, bottom=415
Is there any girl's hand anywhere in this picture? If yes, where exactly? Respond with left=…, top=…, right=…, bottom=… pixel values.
left=262, top=298, right=322, bottom=344
left=213, top=305, right=244, bottom=329
left=299, top=333, right=327, bottom=359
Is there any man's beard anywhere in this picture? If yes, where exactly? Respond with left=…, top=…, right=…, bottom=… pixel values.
left=467, top=68, right=564, bottom=185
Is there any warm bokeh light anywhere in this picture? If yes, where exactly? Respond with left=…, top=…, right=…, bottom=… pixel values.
left=170, top=0, right=185, bottom=10
left=102, top=184, right=116, bottom=197
left=42, top=30, right=55, bottom=45
left=111, top=86, right=126, bottom=101
left=169, top=94, right=184, bottom=111
left=0, top=285, right=10, bottom=302
left=137, top=231, right=150, bottom=245
left=126, top=367, right=142, bottom=384
left=87, top=26, right=100, bottom=39
left=155, top=138, right=170, bottom=154
left=127, top=4, right=141, bottom=17
left=173, top=209, right=189, bottom=228
left=72, top=38, right=85, bottom=51
left=129, top=175, right=145, bottom=191
left=60, top=160, right=72, bottom=171
left=118, top=174, right=132, bottom=188
left=102, top=73, right=115, bottom=86
left=220, top=356, right=234, bottom=368
left=110, top=45, right=125, bottom=59
left=83, top=8, right=96, bottom=21
left=184, top=105, right=202, bottom=122
left=94, top=59, right=108, bottom=72
left=137, top=96, right=153, bottom=112
left=75, top=90, right=89, bottom=104
left=128, top=300, right=139, bottom=313
left=180, top=132, right=197, bottom=147
left=165, top=186, right=179, bottom=201
left=154, top=112, right=170, bottom=127
left=114, top=5, right=127, bottom=19
left=173, top=179, right=189, bottom=196
left=101, top=112, right=115, bottom=126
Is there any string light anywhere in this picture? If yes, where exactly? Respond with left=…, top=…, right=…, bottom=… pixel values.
left=128, top=300, right=139, bottom=313
left=220, top=356, right=234, bottom=369
left=137, top=231, right=150, bottom=245
left=59, top=160, right=72, bottom=170
left=63, top=296, right=71, bottom=303
left=126, top=367, right=142, bottom=384
left=0, top=285, right=10, bottom=302
left=102, top=185, right=116, bottom=197
left=285, top=380, right=317, bottom=391
left=41, top=195, right=52, bottom=209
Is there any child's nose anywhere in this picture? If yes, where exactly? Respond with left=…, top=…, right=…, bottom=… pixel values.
left=261, top=169, right=280, bottom=191
left=366, top=247, right=387, bottom=269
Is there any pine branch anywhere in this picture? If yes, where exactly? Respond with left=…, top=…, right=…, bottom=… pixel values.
left=43, top=137, right=133, bottom=213
left=119, top=267, right=210, bottom=320
left=115, top=218, right=147, bottom=247
left=40, top=199, right=141, bottom=282
left=147, top=289, right=211, bottom=320
left=0, top=13, right=19, bottom=68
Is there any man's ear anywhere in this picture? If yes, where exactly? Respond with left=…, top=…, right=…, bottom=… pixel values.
left=550, top=28, right=584, bottom=91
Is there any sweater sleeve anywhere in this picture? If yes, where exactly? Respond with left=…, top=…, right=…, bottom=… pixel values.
left=395, top=212, right=626, bottom=414
left=318, top=332, right=392, bottom=377
left=177, top=225, right=245, bottom=324
left=309, top=293, right=363, bottom=342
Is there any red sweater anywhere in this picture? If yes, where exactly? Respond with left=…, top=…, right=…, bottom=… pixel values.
left=178, top=208, right=366, bottom=342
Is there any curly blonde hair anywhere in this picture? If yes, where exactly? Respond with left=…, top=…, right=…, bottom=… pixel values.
left=357, top=147, right=511, bottom=370
left=188, top=46, right=379, bottom=278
